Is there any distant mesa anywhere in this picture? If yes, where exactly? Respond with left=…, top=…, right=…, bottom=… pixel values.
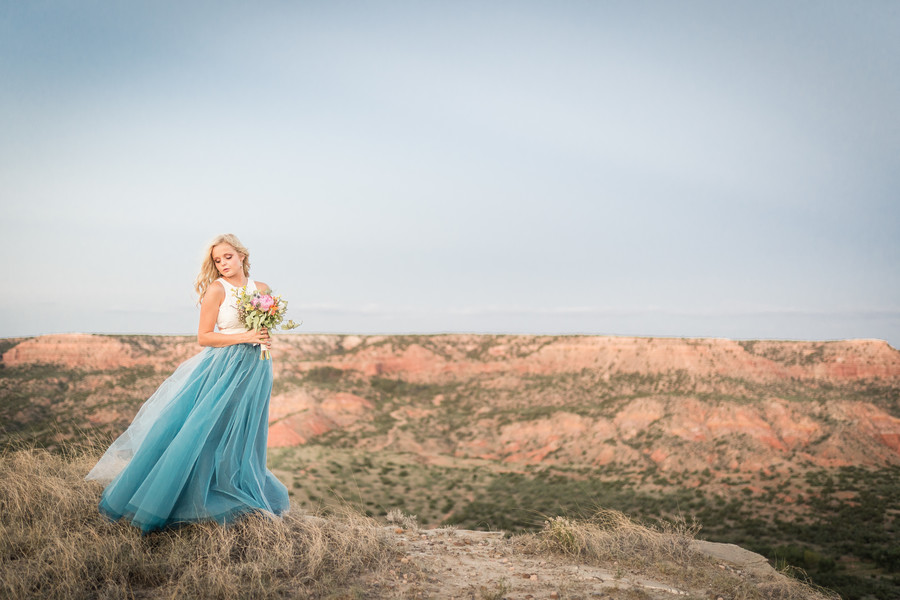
left=2, top=333, right=197, bottom=370
left=2, top=333, right=898, bottom=471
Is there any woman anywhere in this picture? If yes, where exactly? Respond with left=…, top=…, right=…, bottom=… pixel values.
left=86, top=234, right=290, bottom=533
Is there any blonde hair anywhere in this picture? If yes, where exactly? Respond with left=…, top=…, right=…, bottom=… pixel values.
left=194, top=233, right=251, bottom=301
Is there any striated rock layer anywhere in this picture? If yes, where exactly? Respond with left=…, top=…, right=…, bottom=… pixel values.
left=6, top=333, right=897, bottom=382
left=2, top=333, right=898, bottom=472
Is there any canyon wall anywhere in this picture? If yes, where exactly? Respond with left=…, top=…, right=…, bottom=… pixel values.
left=2, top=333, right=898, bottom=473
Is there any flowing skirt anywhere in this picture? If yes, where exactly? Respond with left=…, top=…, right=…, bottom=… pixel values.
left=86, top=344, right=289, bottom=533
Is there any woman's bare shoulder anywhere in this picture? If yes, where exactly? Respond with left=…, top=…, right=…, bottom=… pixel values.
left=202, top=281, right=226, bottom=304
left=255, top=280, right=270, bottom=292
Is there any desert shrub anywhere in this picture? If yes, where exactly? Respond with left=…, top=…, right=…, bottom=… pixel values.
left=303, top=366, right=344, bottom=385
left=530, top=509, right=699, bottom=568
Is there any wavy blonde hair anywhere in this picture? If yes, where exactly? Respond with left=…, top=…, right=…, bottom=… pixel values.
left=194, top=233, right=251, bottom=302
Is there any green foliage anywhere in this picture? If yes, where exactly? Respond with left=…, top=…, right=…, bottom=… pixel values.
left=232, top=286, right=299, bottom=333
left=303, top=366, right=344, bottom=386
left=772, top=545, right=836, bottom=573
left=738, top=340, right=828, bottom=366
left=369, top=376, right=438, bottom=399
left=115, top=365, right=157, bottom=387
left=0, top=337, right=25, bottom=358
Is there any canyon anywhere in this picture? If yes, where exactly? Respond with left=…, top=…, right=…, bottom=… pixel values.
left=2, top=333, right=898, bottom=598
left=5, top=333, right=896, bottom=472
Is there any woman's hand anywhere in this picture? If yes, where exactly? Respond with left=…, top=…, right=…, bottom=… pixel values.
left=244, top=327, right=271, bottom=347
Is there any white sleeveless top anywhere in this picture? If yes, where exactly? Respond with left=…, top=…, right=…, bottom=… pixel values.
left=216, top=278, right=258, bottom=334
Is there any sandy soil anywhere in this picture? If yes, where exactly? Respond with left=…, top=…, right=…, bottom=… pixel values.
left=369, top=527, right=779, bottom=600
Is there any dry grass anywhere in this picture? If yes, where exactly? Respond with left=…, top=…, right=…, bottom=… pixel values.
left=384, top=508, right=419, bottom=533
left=527, top=510, right=700, bottom=568
left=0, top=444, right=842, bottom=600
left=0, top=445, right=395, bottom=600
left=519, top=509, right=839, bottom=600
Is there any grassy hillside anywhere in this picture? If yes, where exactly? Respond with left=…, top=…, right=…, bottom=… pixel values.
left=0, top=445, right=393, bottom=600
left=0, top=446, right=837, bottom=600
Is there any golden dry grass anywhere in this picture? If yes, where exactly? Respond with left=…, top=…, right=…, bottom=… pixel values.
left=527, top=510, right=700, bottom=568
left=0, top=445, right=395, bottom=600
left=519, top=510, right=839, bottom=600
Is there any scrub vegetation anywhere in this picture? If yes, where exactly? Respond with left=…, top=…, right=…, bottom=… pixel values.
left=3, top=332, right=898, bottom=599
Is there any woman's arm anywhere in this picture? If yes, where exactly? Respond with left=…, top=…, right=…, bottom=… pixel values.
left=197, top=282, right=270, bottom=348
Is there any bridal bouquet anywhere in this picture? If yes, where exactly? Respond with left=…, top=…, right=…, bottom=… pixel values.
left=232, top=286, right=301, bottom=359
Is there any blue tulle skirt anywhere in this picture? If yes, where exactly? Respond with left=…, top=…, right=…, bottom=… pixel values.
left=87, top=344, right=289, bottom=533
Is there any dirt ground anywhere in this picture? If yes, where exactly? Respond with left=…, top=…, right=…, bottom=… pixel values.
left=368, top=526, right=781, bottom=600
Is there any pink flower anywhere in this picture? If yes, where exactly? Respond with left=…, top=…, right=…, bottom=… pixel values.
left=257, top=295, right=275, bottom=311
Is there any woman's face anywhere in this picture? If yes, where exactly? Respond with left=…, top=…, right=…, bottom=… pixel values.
left=211, top=243, right=243, bottom=279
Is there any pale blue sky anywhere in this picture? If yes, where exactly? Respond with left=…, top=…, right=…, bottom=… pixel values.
left=2, top=1, right=899, bottom=346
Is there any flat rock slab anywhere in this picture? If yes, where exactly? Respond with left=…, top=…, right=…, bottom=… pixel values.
left=367, top=527, right=810, bottom=600
left=691, top=540, right=777, bottom=576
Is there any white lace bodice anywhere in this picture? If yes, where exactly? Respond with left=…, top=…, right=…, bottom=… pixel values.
left=216, top=278, right=257, bottom=334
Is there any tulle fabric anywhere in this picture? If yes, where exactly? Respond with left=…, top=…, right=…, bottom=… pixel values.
left=86, top=344, right=289, bottom=533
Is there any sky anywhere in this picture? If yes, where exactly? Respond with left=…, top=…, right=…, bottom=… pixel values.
left=2, top=1, right=899, bottom=347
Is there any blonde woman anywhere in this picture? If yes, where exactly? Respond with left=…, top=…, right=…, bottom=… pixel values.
left=86, top=234, right=289, bottom=532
